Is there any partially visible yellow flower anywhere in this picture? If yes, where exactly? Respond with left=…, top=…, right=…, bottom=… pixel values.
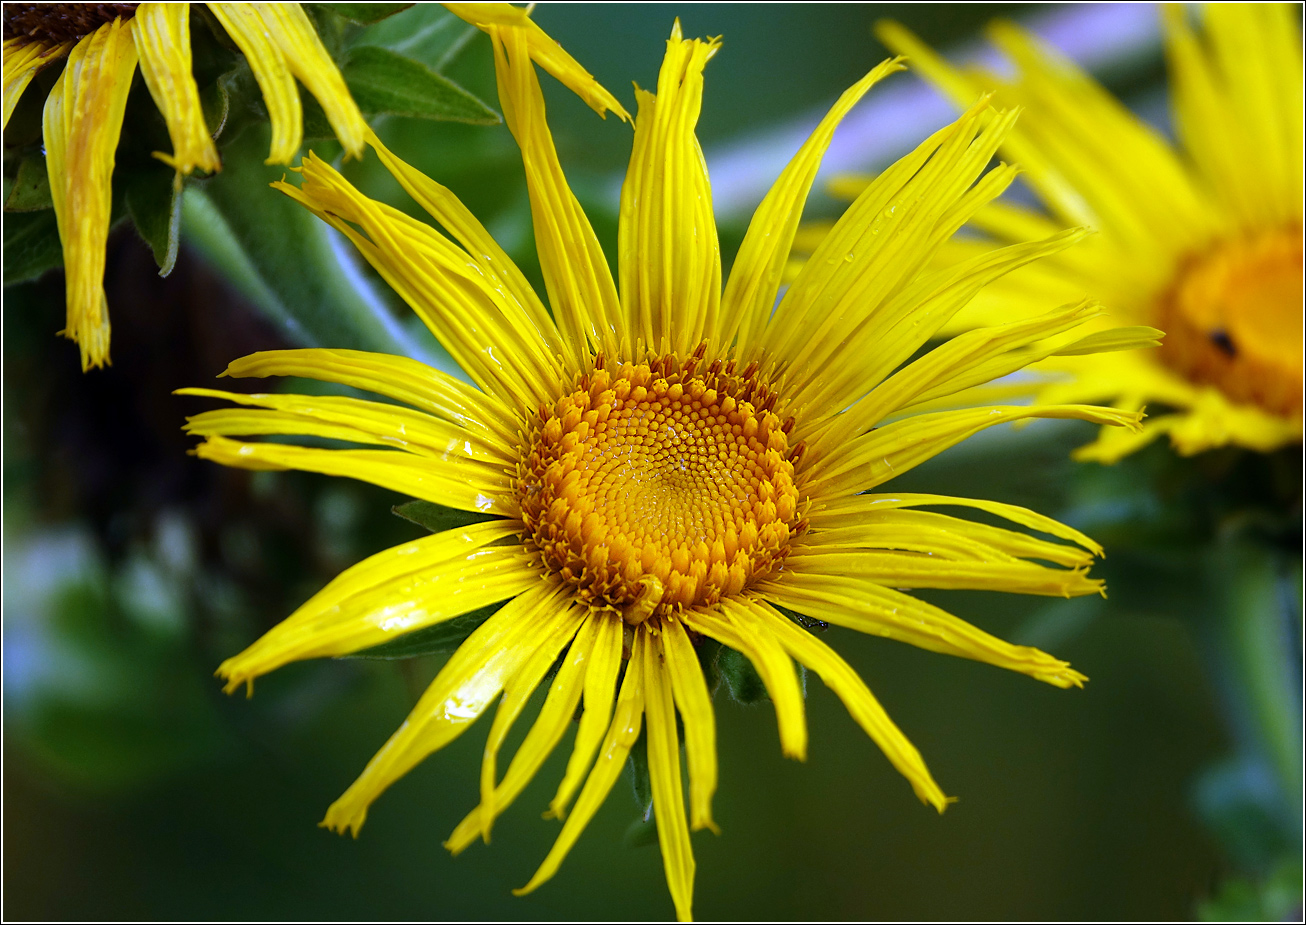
left=868, top=4, right=1303, bottom=461
left=179, top=13, right=1147, bottom=920
left=2, top=2, right=368, bottom=370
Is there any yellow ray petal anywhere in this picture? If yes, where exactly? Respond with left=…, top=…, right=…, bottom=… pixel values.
left=762, top=572, right=1088, bottom=689
left=275, top=153, right=564, bottom=411
left=444, top=3, right=630, bottom=120
left=365, top=131, right=565, bottom=366
left=445, top=611, right=604, bottom=854
left=618, top=21, right=722, bottom=357
left=546, top=609, right=624, bottom=819
left=760, top=97, right=1008, bottom=375
left=687, top=602, right=807, bottom=761
left=322, top=581, right=578, bottom=836
left=804, top=507, right=1095, bottom=569
left=191, top=434, right=515, bottom=516
left=720, top=57, right=905, bottom=358
left=785, top=548, right=1102, bottom=598
left=131, top=3, right=220, bottom=175
left=486, top=22, right=623, bottom=365
left=3, top=37, right=70, bottom=128
left=221, top=348, right=522, bottom=446
left=43, top=19, right=138, bottom=371
left=740, top=598, right=951, bottom=812
left=517, top=626, right=645, bottom=897
left=476, top=602, right=589, bottom=843
left=178, top=387, right=516, bottom=464
left=809, top=491, right=1103, bottom=557
left=644, top=628, right=696, bottom=923
left=216, top=521, right=533, bottom=691
left=807, top=403, right=1143, bottom=499
left=207, top=2, right=366, bottom=163
left=662, top=616, right=718, bottom=833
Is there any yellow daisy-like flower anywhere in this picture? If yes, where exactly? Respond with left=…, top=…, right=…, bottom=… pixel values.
left=874, top=4, right=1303, bottom=462
left=2, top=2, right=369, bottom=371
left=180, top=14, right=1147, bottom=921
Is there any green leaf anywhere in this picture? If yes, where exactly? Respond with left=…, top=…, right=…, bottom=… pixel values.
left=343, top=601, right=501, bottom=660
left=391, top=499, right=498, bottom=534
left=626, top=727, right=652, bottom=818
left=313, top=3, right=414, bottom=25
left=343, top=46, right=498, bottom=124
left=124, top=164, right=182, bottom=276
left=5, top=154, right=52, bottom=212
left=3, top=209, right=63, bottom=285
left=716, top=644, right=769, bottom=704
left=180, top=123, right=440, bottom=362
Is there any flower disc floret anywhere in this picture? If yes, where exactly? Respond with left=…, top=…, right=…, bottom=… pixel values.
left=1158, top=225, right=1303, bottom=418
left=518, top=351, right=802, bottom=619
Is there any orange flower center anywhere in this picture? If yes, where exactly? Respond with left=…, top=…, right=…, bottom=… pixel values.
left=3, top=4, right=139, bottom=45
left=1157, top=225, right=1303, bottom=417
left=518, top=351, right=803, bottom=622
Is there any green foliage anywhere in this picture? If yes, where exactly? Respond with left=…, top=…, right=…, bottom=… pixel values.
left=717, top=644, right=769, bottom=704
left=2, top=210, right=64, bottom=286
left=124, top=164, right=183, bottom=277
left=343, top=45, right=499, bottom=123
left=390, top=499, right=498, bottom=533
left=311, top=3, right=415, bottom=25
left=4, top=153, right=53, bottom=212
left=1198, top=857, right=1303, bottom=922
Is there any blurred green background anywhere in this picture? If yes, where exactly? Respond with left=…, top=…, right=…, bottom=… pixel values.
left=3, top=3, right=1299, bottom=920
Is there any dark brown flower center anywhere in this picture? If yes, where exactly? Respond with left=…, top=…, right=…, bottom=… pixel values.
left=3, top=3, right=139, bottom=45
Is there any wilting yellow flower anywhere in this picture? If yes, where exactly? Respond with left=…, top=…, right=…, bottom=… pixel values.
left=2, top=2, right=368, bottom=371
left=873, top=4, right=1303, bottom=462
left=180, top=15, right=1146, bottom=922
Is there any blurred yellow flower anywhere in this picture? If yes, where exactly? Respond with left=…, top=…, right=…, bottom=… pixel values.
left=873, top=4, right=1303, bottom=461
left=181, top=12, right=1146, bottom=922
left=2, top=2, right=367, bottom=370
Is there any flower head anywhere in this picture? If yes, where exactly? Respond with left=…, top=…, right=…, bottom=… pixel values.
left=3, top=2, right=368, bottom=370
left=181, top=12, right=1144, bottom=921
left=875, top=3, right=1303, bottom=461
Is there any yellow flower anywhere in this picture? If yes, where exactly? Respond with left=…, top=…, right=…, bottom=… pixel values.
left=180, top=14, right=1146, bottom=922
left=873, top=4, right=1303, bottom=462
left=2, top=2, right=368, bottom=371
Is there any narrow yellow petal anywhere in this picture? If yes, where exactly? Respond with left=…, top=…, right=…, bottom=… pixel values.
left=662, top=617, right=718, bottom=833
left=444, top=611, right=602, bottom=855
left=208, top=2, right=366, bottom=162
left=546, top=609, right=623, bottom=819
left=644, top=628, right=696, bottom=923
left=486, top=22, right=623, bottom=365
left=274, top=153, right=564, bottom=411
left=476, top=605, right=589, bottom=844
left=810, top=492, right=1103, bottom=557
left=215, top=522, right=533, bottom=690
left=322, top=581, right=577, bottom=836
left=517, top=626, right=645, bottom=897
left=444, top=3, right=630, bottom=121
left=741, top=598, right=952, bottom=812
left=191, top=434, right=515, bottom=516
left=686, top=602, right=807, bottom=761
left=807, top=404, right=1143, bottom=499
left=4, top=37, right=70, bottom=128
left=785, top=548, right=1103, bottom=597
left=365, top=131, right=565, bottom=366
left=761, top=572, right=1089, bottom=688
left=178, top=387, right=516, bottom=464
left=132, top=3, right=220, bottom=175
left=221, top=348, right=522, bottom=446
left=618, top=23, right=722, bottom=356
left=720, top=58, right=905, bottom=357
left=43, top=20, right=138, bottom=371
